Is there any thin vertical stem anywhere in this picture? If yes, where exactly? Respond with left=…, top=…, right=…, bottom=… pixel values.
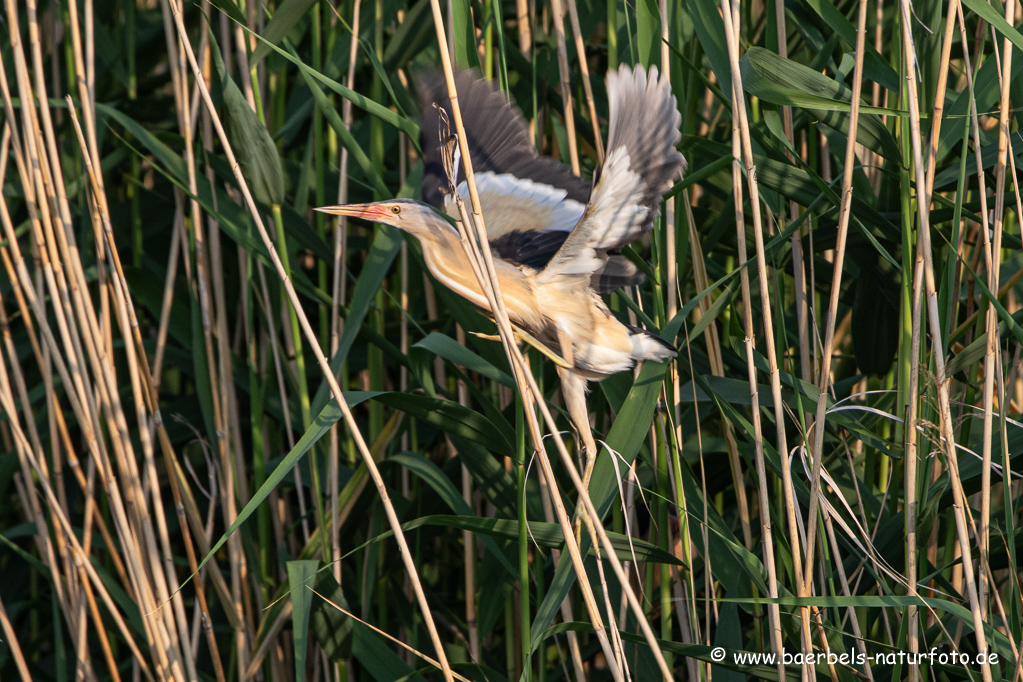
left=897, top=0, right=992, bottom=678
left=804, top=0, right=870, bottom=596
left=549, top=0, right=581, bottom=174
left=719, top=1, right=786, bottom=673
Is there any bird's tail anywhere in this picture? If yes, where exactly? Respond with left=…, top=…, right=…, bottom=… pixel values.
left=627, top=325, right=677, bottom=363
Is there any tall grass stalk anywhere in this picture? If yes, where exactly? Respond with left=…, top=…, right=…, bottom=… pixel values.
left=3, top=0, right=1023, bottom=678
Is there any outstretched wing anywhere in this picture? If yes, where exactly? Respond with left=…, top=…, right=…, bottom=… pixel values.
left=536, top=66, right=685, bottom=288
left=417, top=69, right=589, bottom=246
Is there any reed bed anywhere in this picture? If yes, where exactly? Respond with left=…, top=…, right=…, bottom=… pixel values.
left=1, top=0, right=1022, bottom=679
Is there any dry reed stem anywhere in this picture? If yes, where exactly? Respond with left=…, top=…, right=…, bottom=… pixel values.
left=516, top=0, right=532, bottom=53
left=0, top=592, right=32, bottom=681
left=549, top=0, right=581, bottom=175
left=158, top=0, right=250, bottom=657
left=330, top=0, right=362, bottom=589
left=718, top=0, right=785, bottom=672
left=68, top=94, right=233, bottom=682
left=684, top=197, right=752, bottom=549
left=979, top=0, right=1014, bottom=624
left=907, top=1, right=962, bottom=667
left=442, top=187, right=626, bottom=678
left=770, top=0, right=812, bottom=391
left=163, top=1, right=455, bottom=679
left=564, top=0, right=604, bottom=162
left=803, top=0, right=869, bottom=596
left=3, top=7, right=189, bottom=678
left=822, top=514, right=875, bottom=681
left=720, top=0, right=807, bottom=650
left=453, top=341, right=481, bottom=659
left=657, top=3, right=699, bottom=672
left=898, top=0, right=992, bottom=677
left=0, top=375, right=158, bottom=680
left=69, top=31, right=232, bottom=618
left=71, top=111, right=201, bottom=682
left=426, top=5, right=678, bottom=675
left=242, top=600, right=292, bottom=681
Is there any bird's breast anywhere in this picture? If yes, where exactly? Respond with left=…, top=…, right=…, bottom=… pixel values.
left=534, top=285, right=635, bottom=376
left=419, top=229, right=545, bottom=331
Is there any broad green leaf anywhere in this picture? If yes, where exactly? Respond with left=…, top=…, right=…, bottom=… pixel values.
left=372, top=392, right=514, bottom=457
left=636, top=0, right=661, bottom=67
left=195, top=394, right=376, bottom=573
left=451, top=0, right=481, bottom=70
left=309, top=572, right=353, bottom=660
left=686, top=0, right=734, bottom=98
left=454, top=439, right=538, bottom=521
left=401, top=515, right=684, bottom=566
left=413, top=332, right=515, bottom=387
left=382, top=0, right=435, bottom=71
left=287, top=42, right=391, bottom=198
left=740, top=48, right=902, bottom=163
left=311, top=225, right=402, bottom=415
left=211, top=7, right=419, bottom=138
left=800, top=0, right=900, bottom=92
left=210, top=34, right=285, bottom=206
left=106, top=125, right=329, bottom=303
left=251, top=0, right=318, bottom=63
left=287, top=560, right=319, bottom=682
left=946, top=306, right=1023, bottom=378
left=389, top=452, right=517, bottom=577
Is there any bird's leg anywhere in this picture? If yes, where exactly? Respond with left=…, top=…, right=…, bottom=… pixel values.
left=555, top=325, right=575, bottom=368
left=558, top=367, right=599, bottom=543
left=471, top=326, right=574, bottom=368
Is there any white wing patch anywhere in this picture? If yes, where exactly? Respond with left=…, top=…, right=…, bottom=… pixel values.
left=538, top=147, right=648, bottom=281
left=442, top=171, right=586, bottom=238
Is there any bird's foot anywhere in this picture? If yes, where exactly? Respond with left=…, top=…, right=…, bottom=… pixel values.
left=556, top=326, right=575, bottom=367
left=471, top=324, right=574, bottom=369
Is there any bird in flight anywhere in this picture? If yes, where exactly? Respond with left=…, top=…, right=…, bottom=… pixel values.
left=318, top=65, right=684, bottom=487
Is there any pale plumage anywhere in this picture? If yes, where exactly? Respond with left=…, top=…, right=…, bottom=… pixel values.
left=319, top=64, right=684, bottom=486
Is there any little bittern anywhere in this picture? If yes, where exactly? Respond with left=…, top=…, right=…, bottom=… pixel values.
left=318, top=65, right=684, bottom=487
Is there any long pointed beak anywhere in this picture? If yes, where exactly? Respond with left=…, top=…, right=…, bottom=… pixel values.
left=315, top=203, right=392, bottom=222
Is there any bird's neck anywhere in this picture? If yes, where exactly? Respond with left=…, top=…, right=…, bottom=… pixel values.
left=418, top=227, right=493, bottom=311
left=418, top=227, right=545, bottom=332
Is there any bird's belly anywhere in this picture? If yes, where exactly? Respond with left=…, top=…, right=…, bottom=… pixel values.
left=424, top=243, right=544, bottom=327
left=534, top=287, right=635, bottom=377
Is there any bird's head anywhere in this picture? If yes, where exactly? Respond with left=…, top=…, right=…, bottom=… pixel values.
left=315, top=199, right=452, bottom=240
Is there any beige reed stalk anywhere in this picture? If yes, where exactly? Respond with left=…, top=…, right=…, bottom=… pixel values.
left=907, top=0, right=962, bottom=667
left=73, top=0, right=224, bottom=651
left=165, top=1, right=457, bottom=679
left=718, top=0, right=785, bottom=673
left=548, top=0, right=581, bottom=175
left=898, top=0, right=992, bottom=678
left=516, top=0, right=532, bottom=53
left=0, top=593, right=31, bottom=681
left=3, top=7, right=192, bottom=678
left=157, top=0, right=250, bottom=650
left=773, top=0, right=812, bottom=388
left=0, top=211, right=152, bottom=681
left=721, top=0, right=810, bottom=641
left=67, top=98, right=234, bottom=682
left=978, top=0, right=1015, bottom=623
left=330, top=0, right=362, bottom=593
left=564, top=0, right=604, bottom=162
left=658, top=1, right=699, bottom=673
left=425, top=2, right=679, bottom=675
left=803, top=0, right=869, bottom=597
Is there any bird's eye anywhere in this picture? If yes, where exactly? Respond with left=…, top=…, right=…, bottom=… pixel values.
left=391, top=205, right=401, bottom=215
